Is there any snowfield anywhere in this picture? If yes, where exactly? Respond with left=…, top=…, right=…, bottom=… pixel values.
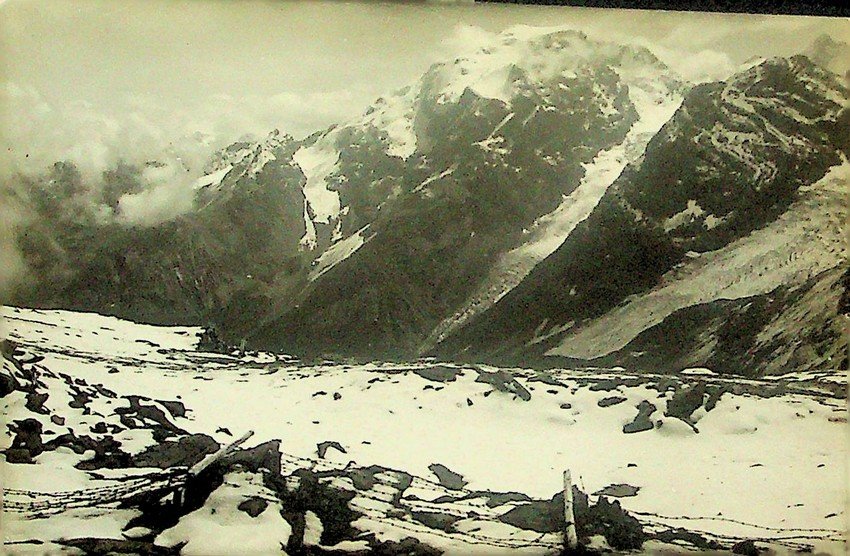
left=2, top=307, right=846, bottom=554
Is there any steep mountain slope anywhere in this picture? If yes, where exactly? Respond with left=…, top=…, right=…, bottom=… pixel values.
left=247, top=29, right=683, bottom=359
left=434, top=56, right=849, bottom=371
left=13, top=131, right=311, bottom=334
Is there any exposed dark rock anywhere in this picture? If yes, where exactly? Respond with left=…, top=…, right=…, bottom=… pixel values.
left=414, top=365, right=462, bottom=383
left=317, top=441, right=347, bottom=459
left=665, top=382, right=706, bottom=422
left=428, top=463, right=468, bottom=490
left=410, top=510, right=460, bottom=532
left=57, top=537, right=183, bottom=555
left=157, top=400, right=187, bottom=419
left=598, top=396, right=627, bottom=408
left=237, top=496, right=269, bottom=518
left=732, top=539, right=760, bottom=555
left=7, top=418, right=44, bottom=461
left=579, top=497, right=645, bottom=550
left=223, top=439, right=282, bottom=475
left=474, top=369, right=531, bottom=401
left=654, top=528, right=723, bottom=550
left=130, top=434, right=218, bottom=469
left=593, top=484, right=640, bottom=498
left=623, top=401, right=656, bottom=433
left=25, top=391, right=49, bottom=414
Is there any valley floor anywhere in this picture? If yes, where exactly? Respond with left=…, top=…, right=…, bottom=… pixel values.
left=1, top=307, right=846, bottom=555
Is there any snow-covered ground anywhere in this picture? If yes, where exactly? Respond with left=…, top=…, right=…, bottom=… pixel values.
left=2, top=307, right=845, bottom=554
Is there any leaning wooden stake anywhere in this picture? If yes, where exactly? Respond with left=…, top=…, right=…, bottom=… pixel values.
left=189, top=430, right=255, bottom=476
left=563, top=469, right=578, bottom=550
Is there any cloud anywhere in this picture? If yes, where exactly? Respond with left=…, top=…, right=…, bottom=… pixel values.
left=0, top=82, right=368, bottom=227
left=1, top=83, right=363, bottom=183
left=0, top=184, right=26, bottom=307
left=653, top=46, right=737, bottom=83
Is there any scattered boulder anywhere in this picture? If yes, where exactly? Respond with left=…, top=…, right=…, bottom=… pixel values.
left=6, top=418, right=44, bottom=462
left=593, top=484, right=640, bottom=498
left=654, top=528, right=723, bottom=550
left=428, top=463, right=468, bottom=490
left=130, top=434, right=218, bottom=469
left=578, top=497, right=645, bottom=551
left=317, top=441, right=347, bottom=459
left=237, top=496, right=269, bottom=518
left=414, top=365, right=462, bottom=383
left=157, top=400, right=187, bottom=419
left=665, top=382, right=706, bottom=423
left=222, top=439, right=282, bottom=475
left=475, top=369, right=531, bottom=401
left=411, top=511, right=460, bottom=532
left=623, top=401, right=656, bottom=434
left=732, top=539, right=760, bottom=556
left=590, top=380, right=623, bottom=392
left=598, top=396, right=627, bottom=408
left=25, top=392, right=49, bottom=414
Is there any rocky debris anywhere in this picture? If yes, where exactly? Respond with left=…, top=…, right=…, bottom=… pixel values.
left=317, top=440, right=347, bottom=459
left=665, top=382, right=706, bottom=424
left=410, top=510, right=461, bottom=532
left=623, top=401, right=657, bottom=433
left=732, top=539, right=761, bottom=555
left=24, top=391, right=49, bottom=413
left=6, top=418, right=44, bottom=463
left=653, top=528, right=724, bottom=550
left=221, top=439, right=283, bottom=475
left=528, top=371, right=569, bottom=388
left=598, top=396, right=627, bottom=407
left=413, top=365, right=462, bottom=383
left=237, top=496, right=269, bottom=518
left=474, top=369, right=531, bottom=401
left=157, top=400, right=187, bottom=419
left=115, top=396, right=188, bottom=440
left=428, top=463, right=468, bottom=490
left=593, top=484, right=640, bottom=498
left=130, top=434, right=219, bottom=469
left=579, top=496, right=645, bottom=550
left=57, top=538, right=181, bottom=555
left=483, top=491, right=533, bottom=508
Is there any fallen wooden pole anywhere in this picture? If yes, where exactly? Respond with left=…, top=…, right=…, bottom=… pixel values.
left=564, top=469, right=578, bottom=550
left=188, top=430, right=255, bottom=476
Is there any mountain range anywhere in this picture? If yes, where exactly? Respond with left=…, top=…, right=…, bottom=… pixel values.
left=8, top=29, right=849, bottom=376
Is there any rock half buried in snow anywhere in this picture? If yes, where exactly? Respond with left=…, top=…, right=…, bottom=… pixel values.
left=413, top=365, right=462, bottom=383
left=593, top=484, right=640, bottom=498
left=317, top=441, right=347, bottom=459
left=598, top=396, right=627, bottom=407
left=623, top=401, right=657, bottom=433
left=474, top=369, right=531, bottom=401
left=428, top=463, right=468, bottom=490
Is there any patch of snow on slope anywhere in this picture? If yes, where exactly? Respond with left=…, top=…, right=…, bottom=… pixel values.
left=427, top=82, right=682, bottom=349
left=309, top=225, right=372, bottom=281
left=547, top=158, right=849, bottom=360
left=362, top=87, right=419, bottom=159
left=414, top=165, right=457, bottom=194
left=155, top=471, right=292, bottom=554
left=293, top=137, right=342, bottom=224
left=193, top=165, right=233, bottom=191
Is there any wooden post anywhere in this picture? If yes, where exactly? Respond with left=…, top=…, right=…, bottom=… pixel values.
left=563, top=469, right=578, bottom=550
left=188, top=430, right=255, bottom=476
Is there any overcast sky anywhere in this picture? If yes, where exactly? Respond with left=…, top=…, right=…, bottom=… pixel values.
left=1, top=0, right=848, bottom=179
